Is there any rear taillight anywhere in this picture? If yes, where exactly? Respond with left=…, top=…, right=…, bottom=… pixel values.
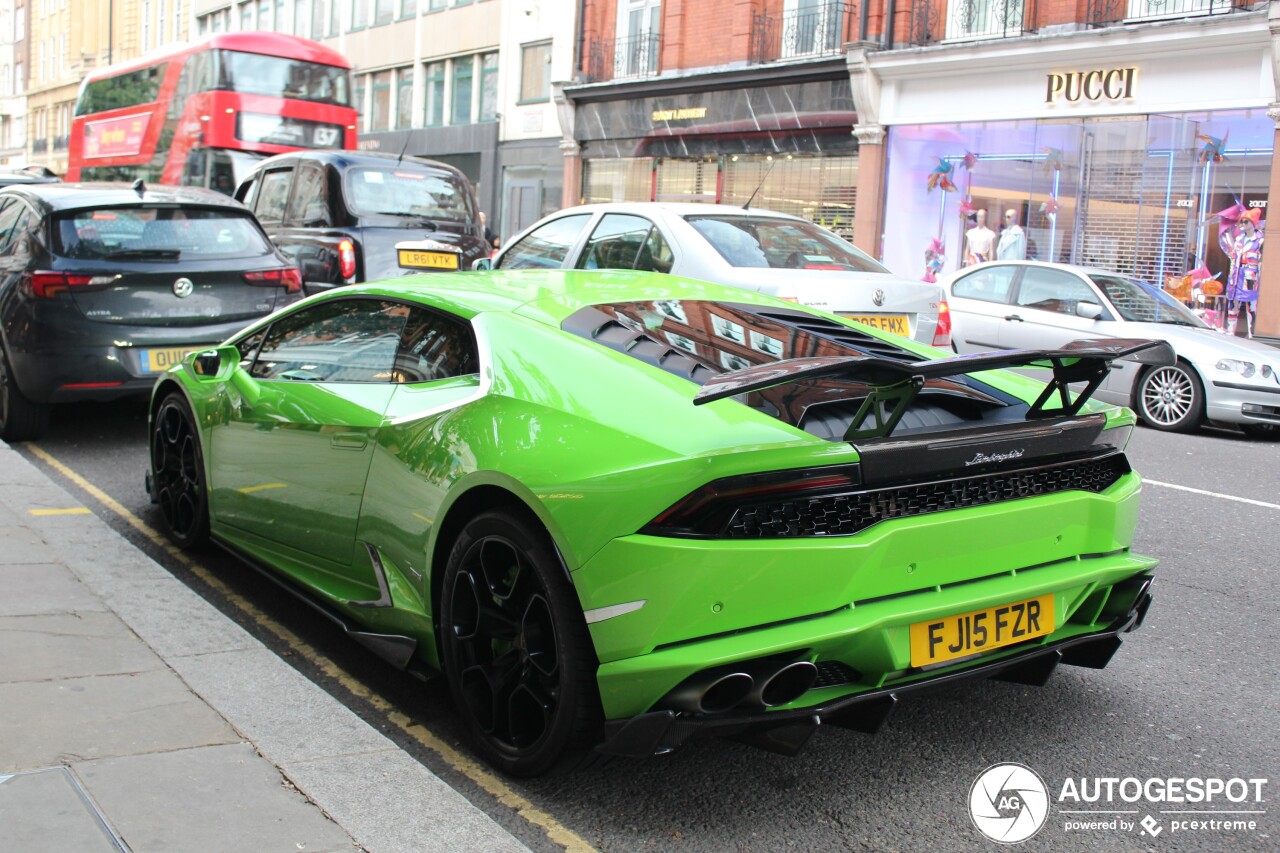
left=932, top=300, right=952, bottom=348
left=642, top=465, right=862, bottom=538
left=243, top=267, right=303, bottom=293
left=29, top=271, right=118, bottom=298
left=337, top=239, right=357, bottom=281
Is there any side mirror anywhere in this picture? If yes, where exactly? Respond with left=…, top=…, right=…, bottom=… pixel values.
left=188, top=345, right=239, bottom=381
left=1076, top=301, right=1104, bottom=320
left=471, top=257, right=493, bottom=271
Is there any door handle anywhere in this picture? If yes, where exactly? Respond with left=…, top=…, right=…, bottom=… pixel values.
left=331, top=432, right=368, bottom=451
left=1004, top=314, right=1024, bottom=322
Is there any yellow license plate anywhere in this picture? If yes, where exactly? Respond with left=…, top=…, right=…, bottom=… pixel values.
left=398, top=249, right=459, bottom=270
left=843, top=313, right=909, bottom=336
left=140, top=347, right=197, bottom=374
left=909, top=594, right=1054, bottom=667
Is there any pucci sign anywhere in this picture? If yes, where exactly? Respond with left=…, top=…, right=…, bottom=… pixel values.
left=1046, top=68, right=1137, bottom=104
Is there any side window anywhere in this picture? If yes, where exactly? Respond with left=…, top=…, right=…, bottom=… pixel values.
left=578, top=214, right=653, bottom=270
left=0, top=199, right=20, bottom=253
left=952, top=266, right=1017, bottom=304
left=254, top=168, right=294, bottom=226
left=236, top=176, right=259, bottom=209
left=250, top=299, right=410, bottom=383
left=495, top=213, right=592, bottom=269
left=10, top=208, right=40, bottom=256
left=285, top=162, right=331, bottom=227
left=636, top=225, right=674, bottom=273
left=235, top=329, right=267, bottom=368
left=394, top=308, right=478, bottom=383
left=1015, top=267, right=1099, bottom=316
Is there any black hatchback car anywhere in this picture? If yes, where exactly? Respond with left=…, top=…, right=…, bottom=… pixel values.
left=235, top=151, right=489, bottom=291
left=0, top=182, right=303, bottom=441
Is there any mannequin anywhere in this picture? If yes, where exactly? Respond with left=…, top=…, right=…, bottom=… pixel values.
left=964, top=210, right=996, bottom=266
left=1227, top=208, right=1264, bottom=337
left=996, top=208, right=1026, bottom=260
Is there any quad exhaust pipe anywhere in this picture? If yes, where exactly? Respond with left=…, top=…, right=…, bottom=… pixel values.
left=661, top=657, right=819, bottom=715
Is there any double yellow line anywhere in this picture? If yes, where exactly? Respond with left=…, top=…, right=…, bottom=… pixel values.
left=28, top=444, right=596, bottom=853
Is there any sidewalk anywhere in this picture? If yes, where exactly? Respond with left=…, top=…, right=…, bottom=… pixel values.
left=0, top=440, right=529, bottom=853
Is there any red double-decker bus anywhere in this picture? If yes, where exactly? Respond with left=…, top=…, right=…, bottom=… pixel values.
left=67, top=32, right=357, bottom=191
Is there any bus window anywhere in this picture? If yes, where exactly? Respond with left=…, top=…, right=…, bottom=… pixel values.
left=75, top=64, right=168, bottom=115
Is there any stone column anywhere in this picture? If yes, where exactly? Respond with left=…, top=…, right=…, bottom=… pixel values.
left=1256, top=106, right=1280, bottom=339
left=853, top=124, right=887, bottom=258
left=552, top=82, right=582, bottom=208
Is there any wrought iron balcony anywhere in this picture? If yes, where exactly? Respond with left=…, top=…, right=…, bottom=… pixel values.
left=750, top=2, right=854, bottom=64
left=585, top=31, right=662, bottom=82
left=1086, top=0, right=1252, bottom=27
left=908, top=0, right=1033, bottom=46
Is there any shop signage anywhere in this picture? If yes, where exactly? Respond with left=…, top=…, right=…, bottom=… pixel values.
left=83, top=113, right=151, bottom=159
left=652, top=107, right=708, bottom=123
left=1045, top=68, right=1137, bottom=105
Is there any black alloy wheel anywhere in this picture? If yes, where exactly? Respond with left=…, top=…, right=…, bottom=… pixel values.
left=1136, top=360, right=1204, bottom=433
left=440, top=510, right=601, bottom=777
left=151, top=392, right=210, bottom=548
left=0, top=348, right=50, bottom=443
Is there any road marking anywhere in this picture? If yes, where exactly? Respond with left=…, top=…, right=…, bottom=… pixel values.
left=26, top=444, right=597, bottom=853
left=28, top=507, right=92, bottom=516
left=1144, top=479, right=1280, bottom=511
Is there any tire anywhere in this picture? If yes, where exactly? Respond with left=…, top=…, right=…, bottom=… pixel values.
left=150, top=392, right=210, bottom=548
left=1241, top=422, right=1280, bottom=441
left=439, top=510, right=602, bottom=777
left=0, top=348, right=50, bottom=443
left=1136, top=361, right=1204, bottom=433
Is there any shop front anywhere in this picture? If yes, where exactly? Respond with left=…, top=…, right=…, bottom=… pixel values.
left=562, top=72, right=861, bottom=238
left=870, top=10, right=1277, bottom=335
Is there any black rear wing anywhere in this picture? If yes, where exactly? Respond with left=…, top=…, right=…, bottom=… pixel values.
left=693, top=338, right=1175, bottom=440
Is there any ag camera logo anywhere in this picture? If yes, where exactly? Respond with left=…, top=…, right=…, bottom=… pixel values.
left=970, top=763, right=1051, bottom=844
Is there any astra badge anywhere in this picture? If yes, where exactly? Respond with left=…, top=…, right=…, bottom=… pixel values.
left=172, top=277, right=194, bottom=299
left=966, top=449, right=1026, bottom=466
left=969, top=763, right=1050, bottom=844
left=872, top=289, right=886, bottom=307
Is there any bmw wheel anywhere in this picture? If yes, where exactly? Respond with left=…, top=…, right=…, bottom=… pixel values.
left=1136, top=361, right=1203, bottom=433
left=151, top=392, right=210, bottom=548
left=440, top=510, right=602, bottom=777
left=0, top=348, right=50, bottom=443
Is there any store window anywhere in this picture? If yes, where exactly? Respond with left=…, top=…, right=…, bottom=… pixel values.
left=882, top=110, right=1273, bottom=333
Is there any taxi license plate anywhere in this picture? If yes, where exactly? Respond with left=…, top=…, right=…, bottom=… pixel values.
left=909, top=594, right=1054, bottom=667
left=398, top=249, right=459, bottom=270
left=140, top=347, right=197, bottom=374
left=842, top=313, right=909, bottom=336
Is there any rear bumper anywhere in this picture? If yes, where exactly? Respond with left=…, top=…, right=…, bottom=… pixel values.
left=598, top=574, right=1154, bottom=758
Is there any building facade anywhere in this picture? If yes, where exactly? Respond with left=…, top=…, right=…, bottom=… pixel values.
left=559, top=0, right=1280, bottom=337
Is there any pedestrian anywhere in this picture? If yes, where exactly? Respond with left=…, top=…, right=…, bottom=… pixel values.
left=479, top=211, right=499, bottom=252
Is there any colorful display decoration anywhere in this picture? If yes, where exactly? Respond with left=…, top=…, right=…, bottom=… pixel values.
left=1042, top=147, right=1066, bottom=173
left=1197, top=131, right=1229, bottom=165
left=922, top=237, right=946, bottom=283
left=926, top=158, right=956, bottom=192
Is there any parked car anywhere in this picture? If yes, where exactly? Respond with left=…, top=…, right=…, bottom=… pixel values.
left=0, top=182, right=303, bottom=441
left=0, top=168, right=60, bottom=188
left=941, top=260, right=1280, bottom=437
left=235, top=150, right=489, bottom=292
left=485, top=203, right=951, bottom=346
left=148, top=267, right=1160, bottom=777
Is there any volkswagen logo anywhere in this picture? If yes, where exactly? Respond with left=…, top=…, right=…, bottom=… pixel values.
left=872, top=289, right=886, bottom=307
left=172, top=277, right=194, bottom=299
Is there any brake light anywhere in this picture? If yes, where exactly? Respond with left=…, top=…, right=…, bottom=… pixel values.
left=337, top=239, right=357, bottom=281
left=643, top=465, right=861, bottom=538
left=932, top=299, right=952, bottom=348
left=243, top=267, right=303, bottom=293
left=30, top=271, right=117, bottom=298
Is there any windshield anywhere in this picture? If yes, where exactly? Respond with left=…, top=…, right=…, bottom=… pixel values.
left=344, top=167, right=475, bottom=224
left=1090, top=274, right=1208, bottom=327
left=217, top=50, right=350, bottom=106
left=685, top=215, right=890, bottom=273
left=54, top=207, right=274, bottom=261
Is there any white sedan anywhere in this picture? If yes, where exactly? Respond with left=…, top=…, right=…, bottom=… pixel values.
left=486, top=203, right=950, bottom=346
left=941, top=260, right=1280, bottom=437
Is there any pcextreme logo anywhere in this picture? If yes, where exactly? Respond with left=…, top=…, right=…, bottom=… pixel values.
left=968, top=765, right=1269, bottom=843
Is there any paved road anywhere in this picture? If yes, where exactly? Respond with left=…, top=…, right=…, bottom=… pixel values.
left=17, top=400, right=1279, bottom=851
